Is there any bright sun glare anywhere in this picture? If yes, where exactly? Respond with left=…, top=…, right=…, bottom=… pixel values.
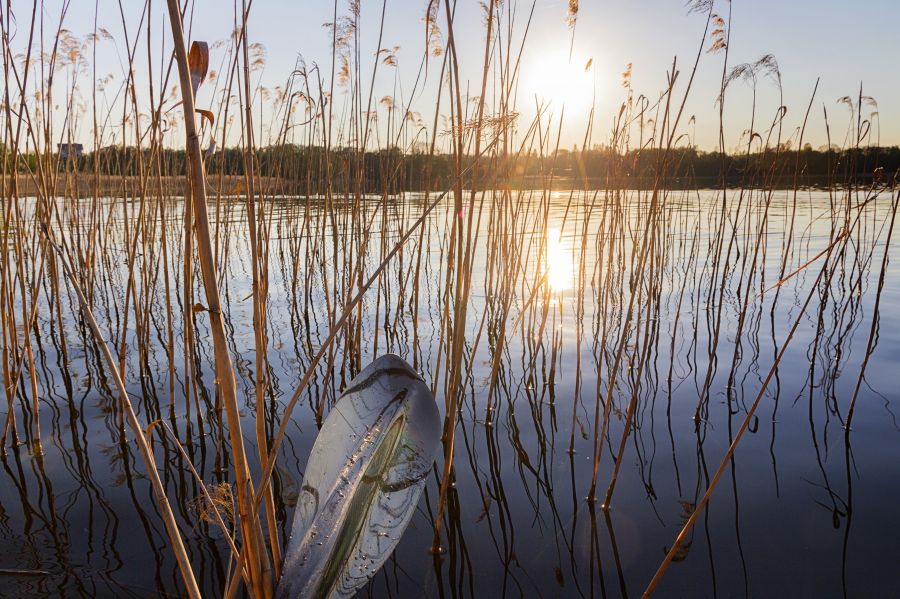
left=545, top=228, right=573, bottom=293
left=523, top=47, right=595, bottom=112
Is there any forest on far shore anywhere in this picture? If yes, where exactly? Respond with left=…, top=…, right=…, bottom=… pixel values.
left=4, top=143, right=898, bottom=192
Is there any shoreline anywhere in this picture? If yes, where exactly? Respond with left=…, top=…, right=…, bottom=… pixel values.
left=1, top=173, right=882, bottom=198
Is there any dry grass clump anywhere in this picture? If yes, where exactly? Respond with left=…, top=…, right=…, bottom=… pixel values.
left=190, top=482, right=236, bottom=526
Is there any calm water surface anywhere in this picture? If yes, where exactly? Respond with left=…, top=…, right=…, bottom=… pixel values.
left=1, top=189, right=898, bottom=597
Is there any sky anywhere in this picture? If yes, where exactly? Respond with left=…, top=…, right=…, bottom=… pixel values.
left=9, top=0, right=900, bottom=152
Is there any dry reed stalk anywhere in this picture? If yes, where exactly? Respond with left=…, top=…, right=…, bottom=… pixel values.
left=236, top=0, right=282, bottom=578
left=163, top=2, right=273, bottom=596
left=431, top=0, right=497, bottom=553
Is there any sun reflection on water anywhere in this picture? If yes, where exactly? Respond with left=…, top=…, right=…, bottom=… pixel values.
left=545, top=228, right=573, bottom=293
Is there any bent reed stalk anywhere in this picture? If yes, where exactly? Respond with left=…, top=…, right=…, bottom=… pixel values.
left=42, top=226, right=202, bottom=599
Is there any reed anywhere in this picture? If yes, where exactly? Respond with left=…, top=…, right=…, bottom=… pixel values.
left=0, top=0, right=895, bottom=597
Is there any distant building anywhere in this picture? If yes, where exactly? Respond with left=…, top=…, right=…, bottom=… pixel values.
left=58, top=143, right=84, bottom=163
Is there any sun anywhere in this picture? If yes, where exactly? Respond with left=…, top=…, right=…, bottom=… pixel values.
left=521, top=45, right=595, bottom=113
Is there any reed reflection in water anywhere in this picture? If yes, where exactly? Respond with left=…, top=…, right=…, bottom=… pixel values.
left=0, top=188, right=898, bottom=597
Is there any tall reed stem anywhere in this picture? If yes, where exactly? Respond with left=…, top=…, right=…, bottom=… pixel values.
left=163, top=2, right=273, bottom=596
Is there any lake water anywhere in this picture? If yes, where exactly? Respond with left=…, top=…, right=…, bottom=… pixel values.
left=1, top=188, right=898, bottom=597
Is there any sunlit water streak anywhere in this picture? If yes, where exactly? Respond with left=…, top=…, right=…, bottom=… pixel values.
left=545, top=227, right=574, bottom=293
left=1, top=189, right=898, bottom=597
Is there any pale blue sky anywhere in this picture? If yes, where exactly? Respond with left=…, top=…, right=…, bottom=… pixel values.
left=15, top=0, right=900, bottom=151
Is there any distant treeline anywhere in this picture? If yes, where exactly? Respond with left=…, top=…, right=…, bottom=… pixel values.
left=4, top=144, right=898, bottom=191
